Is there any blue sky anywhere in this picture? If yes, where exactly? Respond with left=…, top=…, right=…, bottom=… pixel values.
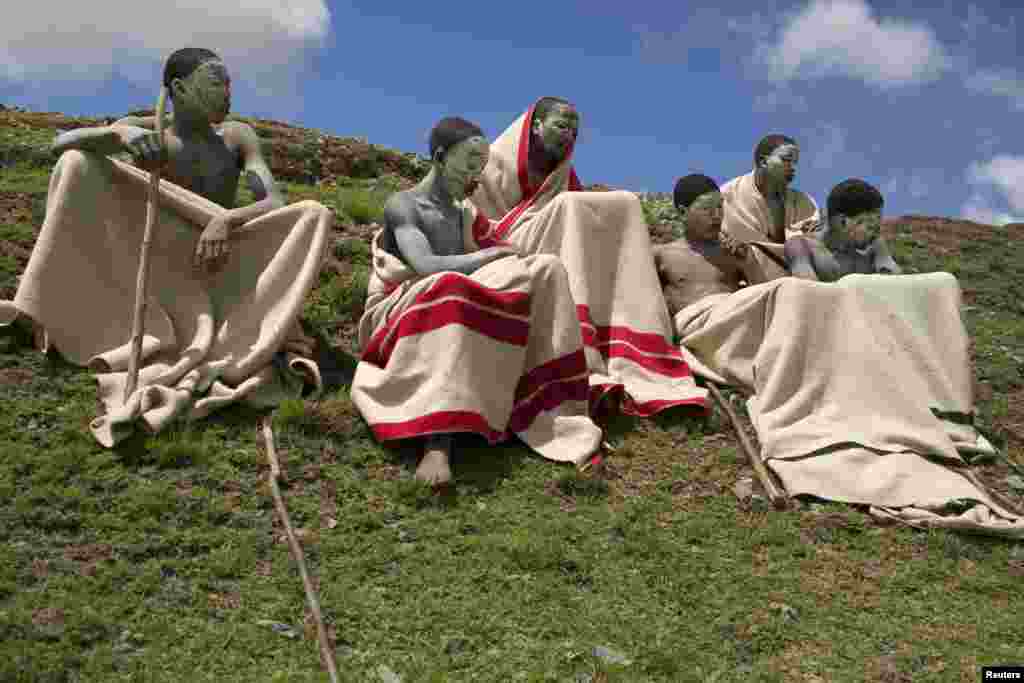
left=3, top=1, right=1023, bottom=224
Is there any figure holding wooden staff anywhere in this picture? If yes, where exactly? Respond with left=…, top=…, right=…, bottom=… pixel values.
left=1, top=47, right=331, bottom=446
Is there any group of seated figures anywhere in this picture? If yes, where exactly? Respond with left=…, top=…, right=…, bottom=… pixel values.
left=3, top=46, right=1016, bottom=534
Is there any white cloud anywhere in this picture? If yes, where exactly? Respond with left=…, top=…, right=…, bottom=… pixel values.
left=968, top=156, right=1024, bottom=213
left=0, top=1, right=330, bottom=89
left=961, top=195, right=1019, bottom=226
left=754, top=0, right=951, bottom=87
left=964, top=68, right=1024, bottom=111
left=962, top=155, right=1024, bottom=225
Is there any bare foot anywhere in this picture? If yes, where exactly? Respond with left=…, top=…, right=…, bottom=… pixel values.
left=416, top=434, right=453, bottom=487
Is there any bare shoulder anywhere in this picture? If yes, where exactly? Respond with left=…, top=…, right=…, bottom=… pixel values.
left=219, top=120, right=260, bottom=148
left=383, top=190, right=421, bottom=227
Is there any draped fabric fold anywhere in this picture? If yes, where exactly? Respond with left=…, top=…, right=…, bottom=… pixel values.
left=471, top=101, right=707, bottom=416
left=675, top=273, right=1022, bottom=537
left=350, top=210, right=602, bottom=465
left=0, top=151, right=328, bottom=446
left=720, top=171, right=820, bottom=283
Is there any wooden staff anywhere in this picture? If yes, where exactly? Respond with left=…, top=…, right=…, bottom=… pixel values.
left=259, top=415, right=340, bottom=683
left=123, top=88, right=168, bottom=404
left=707, top=382, right=787, bottom=509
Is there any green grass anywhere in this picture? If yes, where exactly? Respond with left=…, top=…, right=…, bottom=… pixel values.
left=1, top=122, right=1023, bottom=681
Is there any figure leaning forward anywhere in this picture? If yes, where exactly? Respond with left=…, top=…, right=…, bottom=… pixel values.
left=0, top=47, right=332, bottom=446
left=470, top=97, right=707, bottom=418
left=350, top=117, right=605, bottom=486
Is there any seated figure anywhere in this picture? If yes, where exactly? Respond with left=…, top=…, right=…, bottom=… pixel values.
left=653, top=174, right=753, bottom=317
left=719, top=134, right=820, bottom=282
left=470, top=97, right=707, bottom=417
left=350, top=117, right=603, bottom=486
left=785, top=178, right=901, bottom=281
left=664, top=177, right=1016, bottom=536
left=0, top=47, right=331, bottom=446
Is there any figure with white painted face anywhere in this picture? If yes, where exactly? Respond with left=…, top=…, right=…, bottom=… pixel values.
left=718, top=134, right=821, bottom=283
left=0, top=47, right=332, bottom=447
left=471, top=97, right=708, bottom=419
left=785, top=178, right=901, bottom=281
left=352, top=117, right=603, bottom=487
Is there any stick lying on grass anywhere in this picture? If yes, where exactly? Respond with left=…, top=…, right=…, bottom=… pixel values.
left=707, top=382, right=788, bottom=510
left=259, top=415, right=339, bottom=683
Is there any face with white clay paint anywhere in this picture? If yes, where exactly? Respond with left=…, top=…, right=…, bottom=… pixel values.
left=760, top=143, right=799, bottom=189
left=532, top=103, right=579, bottom=161
left=171, top=60, right=232, bottom=124
left=437, top=136, right=490, bottom=201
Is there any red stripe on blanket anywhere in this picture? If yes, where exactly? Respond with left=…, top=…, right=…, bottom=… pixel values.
left=568, top=168, right=582, bottom=191
left=419, top=272, right=531, bottom=316
left=362, top=299, right=530, bottom=367
left=601, top=343, right=693, bottom=378
left=516, top=102, right=536, bottom=199
left=471, top=211, right=515, bottom=250
left=621, top=395, right=707, bottom=418
left=576, top=305, right=682, bottom=357
left=513, top=349, right=588, bottom=404
left=370, top=410, right=508, bottom=444
left=507, top=376, right=590, bottom=434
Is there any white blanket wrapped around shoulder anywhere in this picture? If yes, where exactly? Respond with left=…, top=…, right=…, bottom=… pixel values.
left=0, top=150, right=330, bottom=447
left=675, top=273, right=1023, bottom=537
left=720, top=171, right=820, bottom=283
left=350, top=227, right=602, bottom=465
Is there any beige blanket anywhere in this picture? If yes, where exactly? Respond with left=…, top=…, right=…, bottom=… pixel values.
left=720, top=171, right=820, bottom=283
left=350, top=212, right=602, bottom=465
left=675, top=273, right=1023, bottom=537
left=471, top=100, right=707, bottom=416
left=0, top=150, right=329, bottom=447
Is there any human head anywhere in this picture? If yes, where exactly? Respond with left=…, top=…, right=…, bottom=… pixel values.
left=827, top=178, right=885, bottom=248
left=163, top=48, right=231, bottom=124
left=530, top=96, right=579, bottom=162
left=428, top=116, right=489, bottom=201
left=673, top=174, right=722, bottom=240
left=754, top=134, right=799, bottom=188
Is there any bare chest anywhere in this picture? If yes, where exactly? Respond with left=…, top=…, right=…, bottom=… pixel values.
left=415, top=203, right=465, bottom=256
left=765, top=196, right=787, bottom=241
left=162, top=135, right=241, bottom=208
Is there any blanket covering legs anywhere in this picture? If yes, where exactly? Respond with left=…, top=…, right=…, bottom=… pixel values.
left=351, top=233, right=601, bottom=465
left=0, top=151, right=328, bottom=446
left=675, top=273, right=1023, bottom=537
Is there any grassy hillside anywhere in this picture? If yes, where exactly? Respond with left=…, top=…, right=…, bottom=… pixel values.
left=1, top=106, right=1023, bottom=682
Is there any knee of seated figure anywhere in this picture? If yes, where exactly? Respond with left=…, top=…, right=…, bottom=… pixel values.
left=527, top=253, right=569, bottom=283
left=55, top=149, right=95, bottom=175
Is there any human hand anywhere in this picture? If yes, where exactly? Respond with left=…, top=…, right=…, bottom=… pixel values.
left=718, top=230, right=749, bottom=258
left=118, top=125, right=166, bottom=171
left=791, top=216, right=819, bottom=233
left=194, top=213, right=233, bottom=270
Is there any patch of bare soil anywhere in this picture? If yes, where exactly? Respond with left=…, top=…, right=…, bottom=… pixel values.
left=64, top=543, right=114, bottom=577
left=0, top=368, right=34, bottom=386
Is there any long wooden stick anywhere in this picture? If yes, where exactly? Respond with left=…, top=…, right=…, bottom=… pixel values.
left=124, top=88, right=168, bottom=404
left=259, top=415, right=340, bottom=683
left=707, top=382, right=787, bottom=509
left=963, top=469, right=1024, bottom=517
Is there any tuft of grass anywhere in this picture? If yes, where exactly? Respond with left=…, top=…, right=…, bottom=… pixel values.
left=1, top=113, right=1023, bottom=682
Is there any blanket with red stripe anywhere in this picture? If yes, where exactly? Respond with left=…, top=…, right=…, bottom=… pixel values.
left=469, top=100, right=707, bottom=416
left=350, top=227, right=602, bottom=465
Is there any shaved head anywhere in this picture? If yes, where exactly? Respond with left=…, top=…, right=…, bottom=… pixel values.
left=754, top=134, right=797, bottom=169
